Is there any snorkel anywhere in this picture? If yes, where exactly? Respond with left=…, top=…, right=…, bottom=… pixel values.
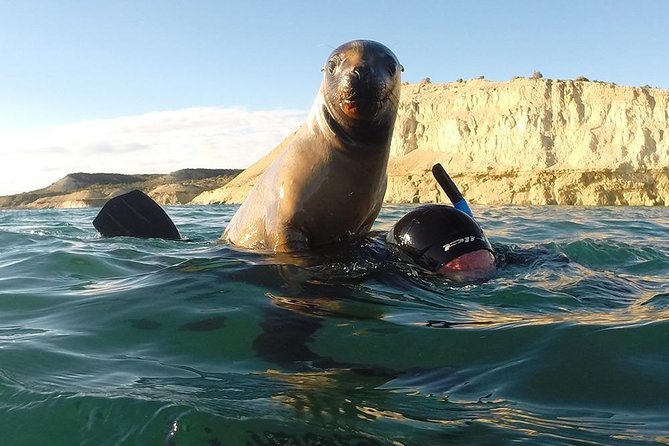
left=430, top=163, right=495, bottom=279
left=432, top=163, right=473, bottom=218
left=387, top=163, right=496, bottom=281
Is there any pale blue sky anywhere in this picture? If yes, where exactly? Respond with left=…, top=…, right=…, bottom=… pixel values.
left=0, top=0, right=667, bottom=194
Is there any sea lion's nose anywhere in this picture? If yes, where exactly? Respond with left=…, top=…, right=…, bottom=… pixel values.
left=351, top=65, right=370, bottom=80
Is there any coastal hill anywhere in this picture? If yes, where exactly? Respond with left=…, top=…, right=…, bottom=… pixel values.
left=2, top=78, right=668, bottom=208
left=0, top=169, right=241, bottom=209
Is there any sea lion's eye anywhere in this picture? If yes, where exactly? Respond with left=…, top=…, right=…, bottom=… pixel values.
left=327, top=60, right=337, bottom=74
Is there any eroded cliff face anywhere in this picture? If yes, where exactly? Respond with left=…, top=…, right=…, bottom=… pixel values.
left=387, top=78, right=669, bottom=205
left=10, top=79, right=664, bottom=208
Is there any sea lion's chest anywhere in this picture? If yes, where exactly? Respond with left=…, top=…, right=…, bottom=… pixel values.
left=272, top=133, right=387, bottom=237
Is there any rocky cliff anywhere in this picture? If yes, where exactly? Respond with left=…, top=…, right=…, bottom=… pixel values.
left=194, top=78, right=669, bottom=206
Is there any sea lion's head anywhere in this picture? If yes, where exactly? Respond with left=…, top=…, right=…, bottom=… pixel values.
left=320, top=40, right=402, bottom=132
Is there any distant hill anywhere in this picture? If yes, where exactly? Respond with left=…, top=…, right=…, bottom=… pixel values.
left=46, top=173, right=159, bottom=194
left=0, top=169, right=242, bottom=209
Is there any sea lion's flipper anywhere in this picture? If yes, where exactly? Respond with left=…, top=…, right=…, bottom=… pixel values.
left=93, top=189, right=181, bottom=240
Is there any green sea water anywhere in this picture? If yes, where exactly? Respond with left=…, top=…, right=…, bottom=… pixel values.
left=1, top=204, right=668, bottom=445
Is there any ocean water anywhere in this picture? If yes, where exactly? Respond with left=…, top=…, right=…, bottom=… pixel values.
left=1, top=204, right=668, bottom=445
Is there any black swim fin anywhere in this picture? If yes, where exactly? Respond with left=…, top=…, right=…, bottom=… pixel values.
left=93, top=189, right=181, bottom=240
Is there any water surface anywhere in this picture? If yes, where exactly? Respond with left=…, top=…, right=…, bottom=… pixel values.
left=1, top=205, right=668, bottom=445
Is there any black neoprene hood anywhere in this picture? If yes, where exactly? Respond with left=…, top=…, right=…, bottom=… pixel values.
left=387, top=205, right=494, bottom=271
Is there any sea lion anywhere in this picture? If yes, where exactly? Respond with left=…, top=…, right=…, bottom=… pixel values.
left=222, top=40, right=402, bottom=252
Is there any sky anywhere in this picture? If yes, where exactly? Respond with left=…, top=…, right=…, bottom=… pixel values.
left=0, top=0, right=667, bottom=195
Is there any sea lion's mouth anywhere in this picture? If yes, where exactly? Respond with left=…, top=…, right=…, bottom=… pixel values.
left=340, top=96, right=384, bottom=119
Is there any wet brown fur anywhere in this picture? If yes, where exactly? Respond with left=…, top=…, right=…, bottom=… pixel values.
left=222, top=40, right=402, bottom=252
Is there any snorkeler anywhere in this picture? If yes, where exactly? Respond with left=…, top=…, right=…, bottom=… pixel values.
left=386, top=164, right=496, bottom=281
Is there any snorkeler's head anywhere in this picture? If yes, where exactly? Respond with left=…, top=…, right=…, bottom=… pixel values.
left=387, top=205, right=495, bottom=280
